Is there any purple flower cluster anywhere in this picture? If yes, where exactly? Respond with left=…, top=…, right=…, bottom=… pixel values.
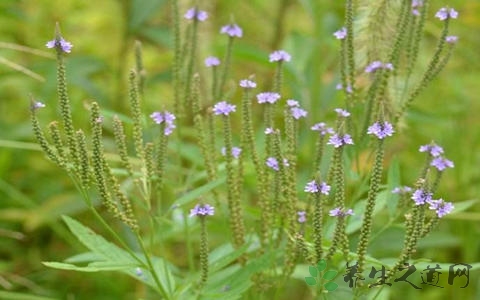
left=46, top=38, right=73, bottom=53
left=328, top=134, right=354, bottom=148
left=411, top=189, right=433, bottom=205
left=311, top=123, right=334, bottom=136
left=287, top=99, right=299, bottom=107
left=189, top=204, right=215, bottom=217
left=304, top=180, right=331, bottom=195
left=184, top=8, right=208, bottom=21
left=221, top=146, right=242, bottom=159
left=392, top=186, right=413, bottom=194
left=264, top=127, right=275, bottom=135
left=256, top=92, right=280, bottom=104
left=265, top=157, right=289, bottom=171
left=32, top=101, right=46, bottom=110
left=220, top=24, right=243, bottom=38
left=287, top=100, right=307, bottom=120
left=213, top=101, right=236, bottom=115
left=367, top=121, right=394, bottom=139
left=333, top=27, right=347, bottom=39
left=150, top=111, right=176, bottom=135
left=334, top=108, right=350, bottom=117
left=297, top=211, right=307, bottom=223
left=428, top=199, right=454, bottom=218
left=431, top=157, right=454, bottom=171
left=411, top=0, right=423, bottom=16
left=336, top=83, right=352, bottom=94
left=365, top=61, right=394, bottom=73
left=269, top=50, right=291, bottom=62
left=435, top=7, right=458, bottom=21
left=291, top=107, right=307, bottom=119
left=329, top=207, right=354, bottom=217
left=239, top=79, right=257, bottom=89
left=445, top=36, right=458, bottom=44
left=205, top=56, right=220, bottom=67
left=419, top=143, right=444, bottom=157
left=412, top=190, right=454, bottom=217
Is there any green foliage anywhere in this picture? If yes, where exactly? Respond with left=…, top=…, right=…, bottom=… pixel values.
left=0, top=0, right=479, bottom=300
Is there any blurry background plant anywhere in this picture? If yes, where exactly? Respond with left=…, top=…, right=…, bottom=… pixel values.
left=0, top=0, right=479, bottom=299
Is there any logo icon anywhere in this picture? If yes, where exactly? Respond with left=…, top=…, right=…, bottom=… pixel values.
left=304, top=259, right=339, bottom=291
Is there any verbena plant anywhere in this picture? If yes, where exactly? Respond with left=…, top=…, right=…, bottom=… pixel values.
left=30, top=1, right=476, bottom=299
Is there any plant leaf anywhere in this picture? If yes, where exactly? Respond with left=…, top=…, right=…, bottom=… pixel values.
left=324, top=281, right=339, bottom=291
left=317, top=259, right=327, bottom=272
left=305, top=277, right=317, bottom=286
left=309, top=266, right=318, bottom=277
left=323, top=270, right=338, bottom=280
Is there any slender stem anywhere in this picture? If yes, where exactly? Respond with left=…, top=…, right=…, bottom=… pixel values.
left=136, top=232, right=170, bottom=299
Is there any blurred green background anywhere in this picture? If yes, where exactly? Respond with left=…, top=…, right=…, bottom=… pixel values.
left=0, top=0, right=479, bottom=299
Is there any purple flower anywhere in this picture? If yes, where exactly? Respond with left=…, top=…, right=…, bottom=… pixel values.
left=46, top=38, right=73, bottom=53
left=328, top=133, right=354, bottom=148
left=184, top=8, right=208, bottom=21
left=205, top=56, right=220, bottom=67
left=334, top=108, right=350, bottom=117
left=150, top=111, right=176, bottom=135
left=304, top=180, right=330, bottom=195
left=445, top=36, right=458, bottom=44
left=213, top=101, right=236, bottom=115
left=221, top=146, right=242, bottom=159
left=220, top=24, right=243, bottom=38
left=419, top=143, right=444, bottom=157
left=287, top=99, right=299, bottom=107
left=189, top=204, right=215, bottom=217
left=365, top=61, right=394, bottom=73
left=329, top=207, right=354, bottom=217
left=239, top=79, right=257, bottom=88
left=297, top=211, right=307, bottom=223
left=31, top=101, right=46, bottom=110
left=435, top=7, right=458, bottom=21
left=392, top=186, right=413, bottom=194
left=430, top=157, right=454, bottom=171
left=412, top=0, right=423, bottom=15
left=428, top=199, right=454, bottom=218
left=269, top=50, right=291, bottom=62
left=336, top=83, right=352, bottom=93
left=256, top=92, right=280, bottom=104
left=265, top=127, right=275, bottom=135
left=412, top=189, right=433, bottom=205
left=266, top=157, right=279, bottom=171
left=311, top=123, right=334, bottom=136
left=367, top=121, right=394, bottom=139
left=290, top=107, right=308, bottom=120
left=333, top=27, right=347, bottom=39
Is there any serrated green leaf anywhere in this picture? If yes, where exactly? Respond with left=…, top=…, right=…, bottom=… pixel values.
left=61, top=215, right=135, bottom=263
left=209, top=243, right=250, bottom=273
left=173, top=177, right=225, bottom=207
left=129, top=0, right=166, bottom=31
left=64, top=251, right=104, bottom=263
left=305, top=277, right=317, bottom=286
left=151, top=257, right=176, bottom=296
left=449, top=199, right=479, bottom=214
left=324, top=281, right=338, bottom=291
left=43, top=261, right=135, bottom=272
left=201, top=252, right=272, bottom=298
left=0, top=291, right=58, bottom=300
left=309, top=266, right=318, bottom=277
left=317, top=259, right=327, bottom=272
